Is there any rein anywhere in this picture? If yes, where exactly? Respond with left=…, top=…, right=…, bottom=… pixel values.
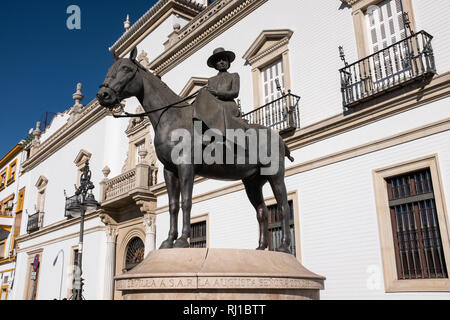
left=112, top=89, right=200, bottom=119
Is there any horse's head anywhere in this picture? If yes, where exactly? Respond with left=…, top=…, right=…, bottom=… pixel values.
left=97, top=46, right=143, bottom=109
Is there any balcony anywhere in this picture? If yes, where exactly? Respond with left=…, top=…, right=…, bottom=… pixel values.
left=27, top=212, right=40, bottom=233
left=340, top=31, right=436, bottom=108
left=242, top=92, right=301, bottom=135
left=100, top=163, right=158, bottom=212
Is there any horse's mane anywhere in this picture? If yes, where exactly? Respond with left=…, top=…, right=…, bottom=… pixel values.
left=137, top=63, right=181, bottom=105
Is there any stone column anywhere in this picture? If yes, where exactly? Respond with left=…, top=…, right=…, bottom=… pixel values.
left=143, top=213, right=156, bottom=257
left=101, top=213, right=118, bottom=300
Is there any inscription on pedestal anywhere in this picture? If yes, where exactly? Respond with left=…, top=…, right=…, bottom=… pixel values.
left=116, top=277, right=198, bottom=290
left=198, top=277, right=323, bottom=290
left=116, top=276, right=324, bottom=291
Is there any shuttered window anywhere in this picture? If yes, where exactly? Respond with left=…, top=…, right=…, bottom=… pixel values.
left=261, top=59, right=285, bottom=104
left=386, top=169, right=448, bottom=280
left=190, top=220, right=207, bottom=248
left=267, top=200, right=296, bottom=256
left=365, top=0, right=409, bottom=80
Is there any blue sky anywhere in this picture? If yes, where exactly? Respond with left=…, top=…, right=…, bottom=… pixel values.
left=0, top=0, right=158, bottom=156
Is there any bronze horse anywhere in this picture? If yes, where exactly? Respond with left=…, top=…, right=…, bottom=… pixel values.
left=97, top=47, right=294, bottom=253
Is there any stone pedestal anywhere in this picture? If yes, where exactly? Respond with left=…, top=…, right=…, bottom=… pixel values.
left=115, top=248, right=325, bottom=300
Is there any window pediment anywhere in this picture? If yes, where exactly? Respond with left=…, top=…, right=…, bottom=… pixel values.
left=35, top=176, right=48, bottom=190
left=179, top=77, right=208, bottom=98
left=74, top=149, right=92, bottom=167
left=242, top=29, right=293, bottom=64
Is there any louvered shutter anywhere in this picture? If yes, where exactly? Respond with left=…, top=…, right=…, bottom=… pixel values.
left=365, top=0, right=408, bottom=80
left=261, top=59, right=285, bottom=104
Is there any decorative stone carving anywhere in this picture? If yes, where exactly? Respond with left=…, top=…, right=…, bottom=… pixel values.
left=143, top=213, right=156, bottom=234
left=137, top=51, right=151, bottom=70
left=164, top=22, right=182, bottom=50
left=105, top=224, right=119, bottom=243
left=99, top=211, right=116, bottom=226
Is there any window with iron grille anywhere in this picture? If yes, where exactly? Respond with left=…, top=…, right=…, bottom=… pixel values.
left=125, top=237, right=145, bottom=271
left=190, top=220, right=207, bottom=248
left=386, top=168, right=448, bottom=280
left=267, top=201, right=296, bottom=256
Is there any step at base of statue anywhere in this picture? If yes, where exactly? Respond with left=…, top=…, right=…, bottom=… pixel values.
left=115, top=248, right=326, bottom=300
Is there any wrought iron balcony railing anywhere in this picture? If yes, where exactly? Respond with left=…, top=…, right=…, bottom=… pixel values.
left=242, top=92, right=301, bottom=133
left=27, top=212, right=40, bottom=233
left=340, top=30, right=435, bottom=108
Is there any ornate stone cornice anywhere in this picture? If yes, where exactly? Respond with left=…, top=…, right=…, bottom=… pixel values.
left=110, top=0, right=205, bottom=54
left=21, top=100, right=109, bottom=173
left=149, top=0, right=269, bottom=75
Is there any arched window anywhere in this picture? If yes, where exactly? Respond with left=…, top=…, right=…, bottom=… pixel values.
left=125, top=237, right=145, bottom=271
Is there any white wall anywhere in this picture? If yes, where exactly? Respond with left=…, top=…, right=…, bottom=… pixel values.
left=414, top=0, right=450, bottom=74
left=156, top=128, right=450, bottom=299
left=13, top=229, right=107, bottom=300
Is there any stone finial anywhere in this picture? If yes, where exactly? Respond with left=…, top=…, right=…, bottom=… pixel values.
left=102, top=166, right=111, bottom=179
left=72, top=83, right=84, bottom=108
left=30, top=121, right=42, bottom=155
left=124, top=14, right=131, bottom=31
left=69, top=83, right=84, bottom=125
left=33, top=122, right=42, bottom=137
left=138, top=149, right=148, bottom=164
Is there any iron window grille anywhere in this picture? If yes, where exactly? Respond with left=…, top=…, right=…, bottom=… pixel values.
left=340, top=30, right=435, bottom=108
left=386, top=169, right=448, bottom=280
left=125, top=237, right=145, bottom=271
left=267, top=200, right=296, bottom=256
left=27, top=212, right=40, bottom=233
left=190, top=220, right=207, bottom=248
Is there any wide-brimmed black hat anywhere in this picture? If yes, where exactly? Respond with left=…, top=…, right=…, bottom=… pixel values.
left=207, top=48, right=236, bottom=68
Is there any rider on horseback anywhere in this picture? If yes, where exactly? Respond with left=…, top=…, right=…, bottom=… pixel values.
left=193, top=48, right=247, bottom=135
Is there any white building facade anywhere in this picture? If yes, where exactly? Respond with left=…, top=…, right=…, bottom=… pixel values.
left=10, top=0, right=450, bottom=300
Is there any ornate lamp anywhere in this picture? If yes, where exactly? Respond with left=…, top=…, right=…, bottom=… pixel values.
left=65, top=194, right=82, bottom=218
left=84, top=191, right=100, bottom=209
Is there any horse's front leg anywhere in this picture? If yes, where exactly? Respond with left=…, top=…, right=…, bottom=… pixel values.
left=174, top=164, right=194, bottom=248
left=160, top=168, right=180, bottom=249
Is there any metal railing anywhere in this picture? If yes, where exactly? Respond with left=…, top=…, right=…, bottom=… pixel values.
left=340, top=30, right=435, bottom=107
left=27, top=212, right=40, bottom=233
left=242, top=92, right=301, bottom=132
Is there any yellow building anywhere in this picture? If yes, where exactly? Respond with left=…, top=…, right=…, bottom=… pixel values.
left=0, top=144, right=26, bottom=300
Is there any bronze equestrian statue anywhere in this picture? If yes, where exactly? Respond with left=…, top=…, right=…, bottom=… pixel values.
left=97, top=46, right=295, bottom=254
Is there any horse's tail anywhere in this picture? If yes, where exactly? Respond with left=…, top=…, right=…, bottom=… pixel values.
left=284, top=142, right=294, bottom=163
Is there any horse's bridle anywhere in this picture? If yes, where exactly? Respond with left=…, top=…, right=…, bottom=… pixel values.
left=99, top=61, right=139, bottom=103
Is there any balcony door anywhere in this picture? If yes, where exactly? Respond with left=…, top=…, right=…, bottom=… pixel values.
left=365, top=0, right=411, bottom=84
left=261, top=59, right=285, bottom=105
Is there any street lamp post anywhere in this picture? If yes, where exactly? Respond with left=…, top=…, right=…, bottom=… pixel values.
left=65, top=160, right=100, bottom=300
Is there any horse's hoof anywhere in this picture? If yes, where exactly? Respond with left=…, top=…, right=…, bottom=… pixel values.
left=159, top=239, right=174, bottom=249
left=174, top=237, right=190, bottom=248
left=256, top=243, right=268, bottom=250
left=275, top=245, right=291, bottom=254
